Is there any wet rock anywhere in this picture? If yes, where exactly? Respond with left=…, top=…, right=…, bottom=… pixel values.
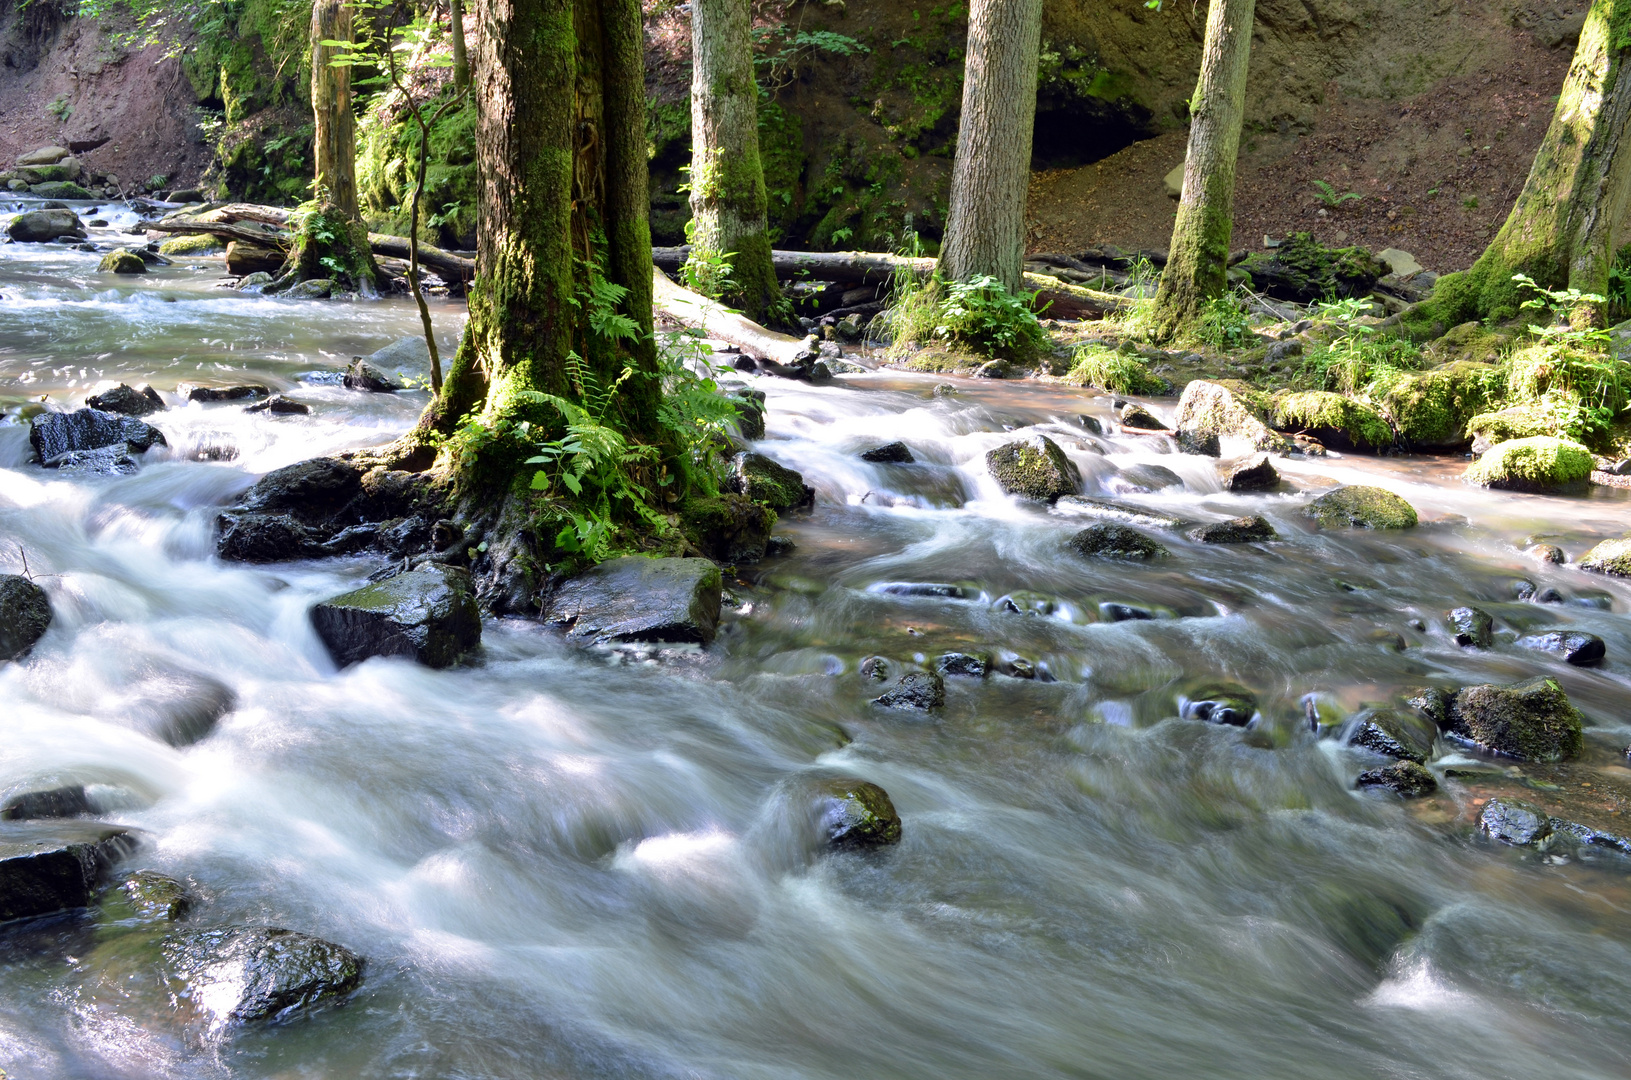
left=1180, top=683, right=1257, bottom=726
left=124, top=669, right=237, bottom=747
left=997, top=656, right=1039, bottom=678
left=875, top=582, right=973, bottom=598
left=1172, top=379, right=1293, bottom=454
left=1464, top=436, right=1593, bottom=491
left=1346, top=707, right=1436, bottom=763
left=0, top=575, right=52, bottom=661
left=161, top=926, right=362, bottom=1025
left=85, top=384, right=164, bottom=417
left=1113, top=463, right=1184, bottom=492
left=286, top=278, right=335, bottom=300
left=1174, top=429, right=1221, bottom=456
left=311, top=563, right=480, bottom=668
left=243, top=395, right=310, bottom=415
left=1054, top=496, right=1187, bottom=529
left=1187, top=515, right=1277, bottom=544
left=1099, top=602, right=1158, bottom=621
left=1405, top=686, right=1452, bottom=730
left=1525, top=543, right=1565, bottom=565
left=1067, top=523, right=1169, bottom=560
left=51, top=445, right=141, bottom=474
left=1269, top=390, right=1393, bottom=451
left=1446, top=606, right=1494, bottom=648
left=1119, top=402, right=1167, bottom=430
left=543, top=557, right=721, bottom=646
left=1077, top=414, right=1104, bottom=435
left=226, top=241, right=284, bottom=276
left=0, top=821, right=137, bottom=923
left=1356, top=761, right=1437, bottom=797
left=728, top=452, right=813, bottom=511
left=1578, top=533, right=1631, bottom=576
left=235, top=271, right=275, bottom=292
left=1511, top=579, right=1537, bottom=601
left=1220, top=454, right=1279, bottom=492
left=860, top=441, right=914, bottom=463
left=973, top=359, right=1008, bottom=379
left=156, top=233, right=225, bottom=257
left=97, top=248, right=147, bottom=274
left=216, top=513, right=322, bottom=562
left=1515, top=629, right=1605, bottom=666
left=725, top=387, right=766, bottom=440
left=6, top=208, right=84, bottom=242
left=816, top=779, right=902, bottom=849
left=343, top=357, right=402, bottom=393
left=187, top=384, right=269, bottom=403
left=872, top=671, right=945, bottom=711
left=1535, top=587, right=1564, bottom=604
left=240, top=457, right=365, bottom=516
left=1479, top=798, right=1552, bottom=846
left=30, top=408, right=166, bottom=463
left=108, top=870, right=193, bottom=921
left=680, top=493, right=775, bottom=563
left=934, top=652, right=990, bottom=678
left=1305, top=485, right=1418, bottom=529
left=1447, top=677, right=1584, bottom=762
left=858, top=656, right=890, bottom=681
left=765, top=534, right=796, bottom=557
left=985, top=434, right=1081, bottom=502
left=1, top=786, right=91, bottom=821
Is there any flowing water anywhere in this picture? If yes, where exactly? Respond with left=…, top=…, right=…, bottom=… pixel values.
left=4, top=205, right=1631, bottom=1078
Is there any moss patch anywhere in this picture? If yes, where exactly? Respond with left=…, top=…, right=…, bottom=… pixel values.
left=1464, top=436, right=1593, bottom=491
left=1270, top=390, right=1392, bottom=450
left=157, top=233, right=226, bottom=256
left=1377, top=360, right=1505, bottom=449
left=1236, top=233, right=1388, bottom=302
left=1306, top=485, right=1418, bottom=529
left=1465, top=405, right=1555, bottom=447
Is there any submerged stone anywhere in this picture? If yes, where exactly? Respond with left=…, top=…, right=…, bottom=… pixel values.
left=544, top=556, right=722, bottom=646
left=1305, top=485, right=1418, bottom=529
left=243, top=394, right=310, bottom=415
left=729, top=452, right=813, bottom=511
left=1187, top=515, right=1277, bottom=544
left=1068, top=523, right=1169, bottom=560
left=985, top=434, right=1081, bottom=502
left=0, top=575, right=52, bottom=662
left=1179, top=683, right=1258, bottom=726
left=1346, top=707, right=1436, bottom=764
left=0, top=785, right=91, bottom=821
left=1446, top=606, right=1494, bottom=648
left=860, top=441, right=913, bottom=463
left=109, top=870, right=193, bottom=921
left=1447, top=677, right=1584, bottom=762
left=1515, top=629, right=1605, bottom=666
left=816, top=779, right=902, bottom=849
left=1356, top=761, right=1437, bottom=797
left=0, top=820, right=137, bottom=923
left=872, top=671, right=945, bottom=711
left=311, top=563, right=481, bottom=668
left=1220, top=453, right=1279, bottom=492
left=934, top=651, right=990, bottom=678
left=162, top=926, right=362, bottom=1026
left=124, top=668, right=237, bottom=748
left=1113, top=463, right=1184, bottom=492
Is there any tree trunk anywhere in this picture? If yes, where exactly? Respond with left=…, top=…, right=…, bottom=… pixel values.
left=449, top=0, right=470, bottom=92
left=1149, top=0, right=1255, bottom=343
left=687, top=0, right=781, bottom=322
left=937, top=0, right=1045, bottom=293
left=311, top=0, right=358, bottom=219
left=1433, top=0, right=1631, bottom=327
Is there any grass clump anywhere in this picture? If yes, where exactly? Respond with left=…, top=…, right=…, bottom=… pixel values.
left=882, top=272, right=1048, bottom=363
left=1066, top=344, right=1172, bottom=396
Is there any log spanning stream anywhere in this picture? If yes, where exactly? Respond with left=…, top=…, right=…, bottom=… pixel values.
left=4, top=202, right=1631, bottom=1079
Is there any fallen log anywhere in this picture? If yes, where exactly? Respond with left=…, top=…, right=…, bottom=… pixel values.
left=366, top=234, right=474, bottom=282
left=143, top=213, right=475, bottom=282
left=652, top=268, right=812, bottom=367
left=654, top=245, right=934, bottom=286
left=1022, top=272, right=1135, bottom=320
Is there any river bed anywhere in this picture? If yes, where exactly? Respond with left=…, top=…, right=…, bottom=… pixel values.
left=3, top=204, right=1631, bottom=1079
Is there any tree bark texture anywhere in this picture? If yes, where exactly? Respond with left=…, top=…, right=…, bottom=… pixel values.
left=1437, top=0, right=1631, bottom=325
left=937, top=0, right=1045, bottom=293
left=1150, top=0, right=1255, bottom=343
left=438, top=0, right=656, bottom=438
left=687, top=0, right=781, bottom=322
left=311, top=0, right=358, bottom=219
left=449, top=0, right=471, bottom=92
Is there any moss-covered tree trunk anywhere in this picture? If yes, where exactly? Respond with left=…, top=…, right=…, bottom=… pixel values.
left=1435, top=0, right=1631, bottom=327
left=311, top=0, right=358, bottom=218
left=686, top=0, right=781, bottom=323
left=1149, top=0, right=1255, bottom=343
left=937, top=0, right=1045, bottom=294
left=449, top=0, right=471, bottom=92
left=431, top=0, right=658, bottom=608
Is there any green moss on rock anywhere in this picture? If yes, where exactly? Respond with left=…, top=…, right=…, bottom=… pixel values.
left=1236, top=232, right=1388, bottom=302
left=97, top=249, right=147, bottom=274
left=1306, top=486, right=1418, bottom=529
left=1465, top=405, right=1555, bottom=449
left=1578, top=533, right=1631, bottom=576
left=157, top=233, right=226, bottom=256
left=1270, top=390, right=1393, bottom=451
left=1464, top=436, right=1593, bottom=491
left=1377, top=360, right=1505, bottom=449
left=986, top=434, right=1081, bottom=502
left=1448, top=676, right=1584, bottom=762
left=729, top=452, right=812, bottom=511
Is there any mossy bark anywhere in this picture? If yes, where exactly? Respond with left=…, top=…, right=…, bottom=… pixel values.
left=937, top=0, right=1045, bottom=294
left=449, top=0, right=470, bottom=92
left=1150, top=0, right=1256, bottom=343
left=1432, top=0, right=1631, bottom=326
left=311, top=0, right=358, bottom=219
left=687, top=0, right=781, bottom=323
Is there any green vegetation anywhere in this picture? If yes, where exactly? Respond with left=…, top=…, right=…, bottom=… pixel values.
left=1311, top=180, right=1361, bottom=208
left=1464, top=435, right=1594, bottom=490
left=1194, top=293, right=1252, bottom=350
left=1066, top=344, right=1171, bottom=396
left=884, top=273, right=1047, bottom=363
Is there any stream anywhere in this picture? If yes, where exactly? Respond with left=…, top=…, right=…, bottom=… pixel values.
left=3, top=202, right=1631, bottom=1079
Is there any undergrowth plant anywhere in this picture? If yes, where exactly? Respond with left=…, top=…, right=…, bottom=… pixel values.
left=1066, top=344, right=1170, bottom=396
left=1503, top=274, right=1630, bottom=443
left=1311, top=180, right=1361, bottom=208
left=1292, top=296, right=1425, bottom=395
left=1194, top=293, right=1252, bottom=350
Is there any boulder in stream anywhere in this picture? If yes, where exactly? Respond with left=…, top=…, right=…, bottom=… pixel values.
left=97, top=248, right=147, bottom=274
left=86, top=384, right=165, bottom=417
left=187, top=384, right=269, bottom=402
left=861, top=441, right=914, bottom=463
left=1172, top=379, right=1293, bottom=454
left=1346, top=707, right=1436, bottom=763
left=1305, top=486, right=1418, bottom=529
left=1174, top=429, right=1221, bottom=456
left=934, top=651, right=990, bottom=678
left=1068, top=523, right=1169, bottom=560
left=108, top=869, right=193, bottom=921
left=30, top=180, right=93, bottom=199
left=243, top=395, right=310, bottom=415
left=1269, top=390, right=1393, bottom=451
left=1, top=785, right=91, bottom=820
left=1446, top=606, right=1494, bottom=648
left=544, top=556, right=722, bottom=646
left=30, top=408, right=166, bottom=465
left=0, top=820, right=138, bottom=923
left=1220, top=454, right=1279, bottom=492
left=1119, top=402, right=1167, bottom=431
left=123, top=668, right=237, bottom=747
left=1515, top=629, right=1605, bottom=666
left=344, top=357, right=403, bottom=392
left=6, top=208, right=84, bottom=242
left=728, top=452, right=813, bottom=511
left=161, top=926, right=363, bottom=1026
left=680, top=493, right=775, bottom=563
left=286, top=278, right=335, bottom=300
left=0, top=574, right=52, bottom=661
left=816, top=779, right=902, bottom=849
left=1179, top=683, right=1258, bottom=726
left=1578, top=533, right=1631, bottom=576
left=1464, top=436, right=1593, bottom=491
left=872, top=671, right=945, bottom=711
left=1479, top=798, right=1552, bottom=846
left=311, top=563, right=480, bottom=668
left=986, top=434, right=1081, bottom=502
left=1446, top=677, right=1584, bottom=762
left=1356, top=761, right=1437, bottom=797
left=226, top=241, right=284, bottom=276
left=1187, top=515, right=1277, bottom=544
left=1112, top=463, right=1184, bottom=493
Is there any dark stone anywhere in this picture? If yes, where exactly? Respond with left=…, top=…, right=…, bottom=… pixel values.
left=1356, top=761, right=1437, bottom=797
left=161, top=926, right=362, bottom=1025
left=85, top=384, right=164, bottom=416
left=1515, top=629, right=1605, bottom=666
left=872, top=582, right=971, bottom=598
left=1406, top=687, right=1452, bottom=729
left=858, top=656, right=890, bottom=681
left=986, top=434, right=1081, bottom=502
left=1077, top=414, right=1104, bottom=435
left=187, top=384, right=270, bottom=403
left=682, top=494, right=775, bottom=563
left=1187, top=515, right=1277, bottom=544
left=343, top=358, right=401, bottom=392
left=0, top=575, right=52, bottom=661
left=1180, top=684, right=1258, bottom=726
left=1068, top=523, right=1169, bottom=560
left=29, top=408, right=166, bottom=464
left=0, top=821, right=137, bottom=923
left=765, top=534, right=796, bottom=557
left=1535, top=587, right=1564, bottom=604
left=1236, top=232, right=1387, bottom=303
left=7, top=208, right=84, bottom=243
left=311, top=563, right=481, bottom=668
left=1221, top=453, right=1279, bottom=492
left=1099, top=602, right=1157, bottom=622
left=51, top=446, right=141, bottom=474
left=728, top=452, right=814, bottom=511
left=543, top=557, right=721, bottom=646
left=109, top=870, right=193, bottom=921
left=997, top=656, right=1039, bottom=678
left=872, top=671, right=945, bottom=711
left=124, top=669, right=237, bottom=747
left=861, top=441, right=914, bottom=463
left=1479, top=798, right=1551, bottom=846
left=728, top=388, right=766, bottom=440
left=1119, top=403, right=1167, bottom=430
left=1346, top=707, right=1436, bottom=763
left=226, top=240, right=284, bottom=277
left=1525, top=543, right=1565, bottom=565
left=1175, top=429, right=1221, bottom=456
left=244, top=395, right=310, bottom=415
left=216, top=512, right=322, bottom=563
left=1446, top=606, right=1494, bottom=648
left=1, top=786, right=91, bottom=821
left=1511, top=579, right=1537, bottom=601
left=239, top=458, right=365, bottom=516
left=816, top=779, right=902, bottom=849
left=1447, top=677, right=1584, bottom=762
left=1114, top=463, right=1184, bottom=492
left=934, top=651, right=990, bottom=678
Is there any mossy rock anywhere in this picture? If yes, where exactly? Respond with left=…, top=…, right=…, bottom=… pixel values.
left=816, top=778, right=902, bottom=849
left=1305, top=486, right=1418, bottom=529
left=1447, top=676, right=1584, bottom=762
left=679, top=493, right=775, bottom=563
left=1423, top=321, right=1513, bottom=365
left=1067, top=523, right=1169, bottom=560
left=1465, top=405, right=1554, bottom=451
left=986, top=434, right=1081, bottom=502
left=157, top=233, right=225, bottom=256
left=1173, top=379, right=1293, bottom=454
left=1270, top=390, right=1393, bottom=451
left=1578, top=533, right=1631, bottom=576
left=1464, top=436, right=1592, bottom=492
left=1377, top=360, right=1505, bottom=449
left=729, top=452, right=812, bottom=511
left=97, top=248, right=147, bottom=274
left=1236, top=232, right=1388, bottom=302
left=29, top=181, right=93, bottom=199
